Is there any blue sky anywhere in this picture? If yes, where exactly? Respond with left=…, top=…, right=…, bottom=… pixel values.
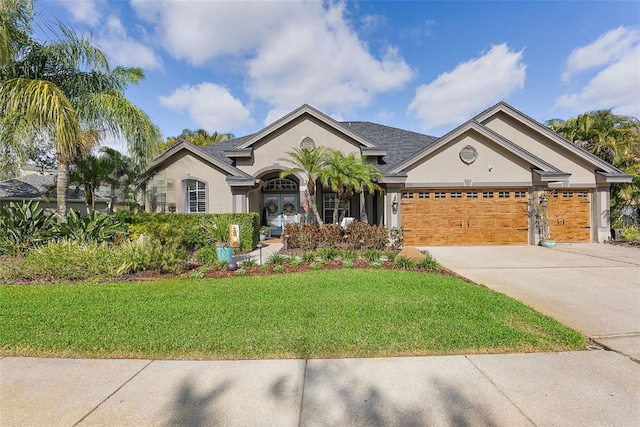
left=37, top=1, right=640, bottom=145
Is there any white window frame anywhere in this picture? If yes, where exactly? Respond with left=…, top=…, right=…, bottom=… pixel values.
left=323, top=193, right=350, bottom=224
left=186, top=179, right=206, bottom=213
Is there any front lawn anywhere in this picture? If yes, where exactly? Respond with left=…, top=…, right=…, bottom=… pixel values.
left=0, top=270, right=584, bottom=359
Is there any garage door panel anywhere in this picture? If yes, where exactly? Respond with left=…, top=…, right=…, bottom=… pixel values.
left=548, top=191, right=591, bottom=243
left=401, top=189, right=529, bottom=246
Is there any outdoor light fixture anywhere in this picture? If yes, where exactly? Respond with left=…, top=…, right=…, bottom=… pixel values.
left=392, top=196, right=398, bottom=214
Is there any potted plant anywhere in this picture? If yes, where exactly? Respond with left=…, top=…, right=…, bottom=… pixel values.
left=530, top=190, right=556, bottom=247
left=199, top=217, right=234, bottom=262
left=259, top=225, right=270, bottom=241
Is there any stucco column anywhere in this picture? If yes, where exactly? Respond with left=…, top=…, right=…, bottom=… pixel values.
left=595, top=186, right=611, bottom=243
left=385, top=188, right=401, bottom=229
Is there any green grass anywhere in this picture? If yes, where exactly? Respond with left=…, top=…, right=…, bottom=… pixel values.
left=0, top=270, right=584, bottom=359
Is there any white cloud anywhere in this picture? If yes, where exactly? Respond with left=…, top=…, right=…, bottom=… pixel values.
left=557, top=27, right=640, bottom=118
left=132, top=0, right=413, bottom=125
left=59, top=0, right=101, bottom=26
left=562, top=26, right=640, bottom=82
left=95, top=17, right=162, bottom=71
left=408, top=44, right=526, bottom=132
left=159, top=83, right=254, bottom=132
left=556, top=45, right=640, bottom=118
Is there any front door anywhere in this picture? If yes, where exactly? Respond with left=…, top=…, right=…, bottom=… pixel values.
left=264, top=194, right=299, bottom=236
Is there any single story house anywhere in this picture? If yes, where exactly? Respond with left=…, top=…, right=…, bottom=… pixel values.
left=144, top=101, right=632, bottom=245
left=0, top=171, right=109, bottom=214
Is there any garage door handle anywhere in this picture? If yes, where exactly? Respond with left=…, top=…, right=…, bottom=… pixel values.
left=460, top=220, right=463, bottom=228
left=467, top=220, right=470, bottom=228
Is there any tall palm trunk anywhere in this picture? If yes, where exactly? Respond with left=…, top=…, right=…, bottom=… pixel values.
left=307, top=188, right=323, bottom=226
left=359, top=191, right=368, bottom=224
left=56, top=160, right=69, bottom=217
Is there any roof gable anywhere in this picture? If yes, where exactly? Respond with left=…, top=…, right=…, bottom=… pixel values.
left=474, top=102, right=627, bottom=175
left=390, top=120, right=564, bottom=175
left=235, top=104, right=378, bottom=150
left=146, top=141, right=250, bottom=178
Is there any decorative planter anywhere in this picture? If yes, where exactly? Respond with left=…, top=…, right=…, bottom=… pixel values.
left=540, top=240, right=556, bottom=248
left=215, top=246, right=233, bottom=262
left=259, top=234, right=266, bottom=242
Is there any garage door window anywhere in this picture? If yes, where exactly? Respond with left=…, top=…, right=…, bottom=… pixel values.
left=450, top=192, right=462, bottom=199
left=466, top=191, right=478, bottom=199
left=577, top=192, right=588, bottom=198
left=418, top=192, right=429, bottom=199
left=498, top=191, right=510, bottom=198
left=515, top=191, right=527, bottom=198
left=482, top=191, right=494, bottom=198
left=434, top=192, right=446, bottom=199
left=402, top=192, right=414, bottom=199
left=563, top=192, right=574, bottom=198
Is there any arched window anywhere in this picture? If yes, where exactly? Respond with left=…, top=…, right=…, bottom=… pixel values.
left=186, top=179, right=206, bottom=213
left=264, top=178, right=298, bottom=192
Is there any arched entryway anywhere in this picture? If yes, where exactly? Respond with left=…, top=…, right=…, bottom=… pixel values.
left=262, top=177, right=300, bottom=236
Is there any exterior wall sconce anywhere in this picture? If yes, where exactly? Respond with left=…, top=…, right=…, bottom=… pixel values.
left=392, top=196, right=398, bottom=214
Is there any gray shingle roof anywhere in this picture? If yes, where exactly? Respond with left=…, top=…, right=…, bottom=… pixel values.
left=210, top=122, right=438, bottom=175
left=339, top=121, right=439, bottom=172
left=0, top=173, right=109, bottom=200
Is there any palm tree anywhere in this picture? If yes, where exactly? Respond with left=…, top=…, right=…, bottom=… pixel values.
left=0, top=6, right=161, bottom=215
left=548, top=110, right=640, bottom=223
left=156, top=128, right=235, bottom=153
left=279, top=146, right=329, bottom=225
left=321, top=150, right=356, bottom=224
left=68, top=148, right=111, bottom=214
left=321, top=150, right=384, bottom=224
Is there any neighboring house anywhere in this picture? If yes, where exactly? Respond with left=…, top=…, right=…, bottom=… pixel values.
left=144, top=102, right=632, bottom=245
left=0, top=172, right=109, bottom=214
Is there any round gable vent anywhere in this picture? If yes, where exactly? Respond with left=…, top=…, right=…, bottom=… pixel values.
left=459, top=145, right=478, bottom=164
left=300, top=137, right=316, bottom=150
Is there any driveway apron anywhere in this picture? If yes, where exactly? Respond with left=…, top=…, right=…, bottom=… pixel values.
left=422, top=243, right=640, bottom=360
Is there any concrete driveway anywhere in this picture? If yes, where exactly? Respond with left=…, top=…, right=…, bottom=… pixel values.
left=422, top=243, right=640, bottom=360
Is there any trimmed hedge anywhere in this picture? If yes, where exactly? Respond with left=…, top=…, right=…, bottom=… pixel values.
left=116, top=212, right=260, bottom=252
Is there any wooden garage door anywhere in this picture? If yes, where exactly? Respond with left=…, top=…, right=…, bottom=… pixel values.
left=401, top=189, right=529, bottom=246
left=548, top=190, right=591, bottom=242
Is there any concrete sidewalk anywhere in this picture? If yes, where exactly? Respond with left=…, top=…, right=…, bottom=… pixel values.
left=2, top=351, right=639, bottom=426
left=423, top=244, right=640, bottom=361
left=233, top=240, right=283, bottom=266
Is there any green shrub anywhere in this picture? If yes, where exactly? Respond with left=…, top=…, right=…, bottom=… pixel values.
left=301, top=252, right=317, bottom=262
left=56, top=210, right=129, bottom=244
left=267, top=253, right=287, bottom=264
left=240, top=259, right=257, bottom=268
left=273, top=265, right=285, bottom=273
left=371, top=261, right=382, bottom=269
left=394, top=256, right=414, bottom=270
left=194, top=247, right=216, bottom=265
left=416, top=255, right=439, bottom=270
left=235, top=269, right=247, bottom=276
left=310, top=261, right=325, bottom=270
left=342, top=249, right=358, bottom=260
left=125, top=212, right=259, bottom=252
left=189, top=271, right=205, bottom=279
left=318, top=246, right=341, bottom=261
left=621, top=226, right=640, bottom=244
left=342, top=259, right=353, bottom=269
left=13, top=240, right=121, bottom=282
left=383, top=250, right=397, bottom=262
left=145, top=239, right=188, bottom=274
left=0, top=201, right=57, bottom=255
left=363, top=249, right=381, bottom=262
left=114, top=237, right=152, bottom=274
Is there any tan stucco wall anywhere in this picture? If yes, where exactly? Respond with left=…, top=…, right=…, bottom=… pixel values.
left=483, top=113, right=597, bottom=186
left=237, top=116, right=362, bottom=178
left=149, top=151, right=233, bottom=213
left=405, top=131, right=533, bottom=187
